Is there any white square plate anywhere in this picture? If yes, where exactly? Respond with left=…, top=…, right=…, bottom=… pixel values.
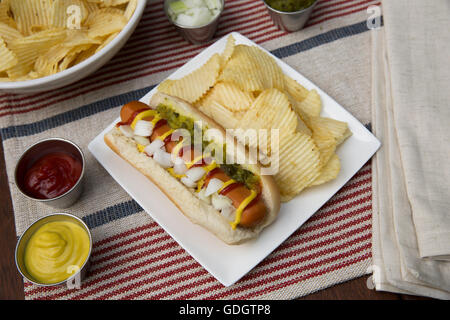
left=88, top=32, right=380, bottom=287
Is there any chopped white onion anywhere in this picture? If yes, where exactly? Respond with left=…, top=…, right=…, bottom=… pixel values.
left=220, top=205, right=235, bottom=222
left=153, top=149, right=173, bottom=168
left=195, top=188, right=211, bottom=204
left=144, top=139, right=165, bottom=156
left=134, top=120, right=154, bottom=137
left=173, top=157, right=188, bottom=175
left=185, top=166, right=206, bottom=182
left=181, top=176, right=196, bottom=188
left=205, top=178, right=224, bottom=197
left=169, top=0, right=222, bottom=27
left=211, top=193, right=233, bottom=211
left=133, top=135, right=150, bottom=146
left=119, top=125, right=134, bottom=138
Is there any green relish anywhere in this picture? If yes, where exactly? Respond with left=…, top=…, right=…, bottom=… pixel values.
left=155, top=103, right=259, bottom=189
left=266, top=0, right=316, bottom=12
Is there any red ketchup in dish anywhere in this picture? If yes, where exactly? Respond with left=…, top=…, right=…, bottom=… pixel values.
left=23, top=152, right=82, bottom=199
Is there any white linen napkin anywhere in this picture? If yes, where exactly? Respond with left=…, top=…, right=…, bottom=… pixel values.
left=370, top=0, right=450, bottom=299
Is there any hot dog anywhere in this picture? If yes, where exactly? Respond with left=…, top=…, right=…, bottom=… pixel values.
left=104, top=92, right=280, bottom=244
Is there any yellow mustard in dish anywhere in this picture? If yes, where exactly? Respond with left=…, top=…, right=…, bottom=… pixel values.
left=24, top=221, right=90, bottom=284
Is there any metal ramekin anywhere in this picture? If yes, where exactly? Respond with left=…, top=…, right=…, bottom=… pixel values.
left=15, top=213, right=92, bottom=287
left=14, top=138, right=85, bottom=209
left=262, top=0, right=318, bottom=32
left=164, top=0, right=225, bottom=44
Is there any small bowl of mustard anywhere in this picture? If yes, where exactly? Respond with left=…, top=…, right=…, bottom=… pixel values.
left=15, top=213, right=92, bottom=287
left=263, top=0, right=318, bottom=32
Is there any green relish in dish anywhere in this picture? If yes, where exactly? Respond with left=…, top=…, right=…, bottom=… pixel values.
left=265, top=0, right=316, bottom=12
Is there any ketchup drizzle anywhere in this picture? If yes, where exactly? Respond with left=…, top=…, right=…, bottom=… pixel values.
left=116, top=108, right=148, bottom=127
left=219, top=182, right=244, bottom=196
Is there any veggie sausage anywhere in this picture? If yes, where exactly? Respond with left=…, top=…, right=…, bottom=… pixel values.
left=120, top=101, right=149, bottom=123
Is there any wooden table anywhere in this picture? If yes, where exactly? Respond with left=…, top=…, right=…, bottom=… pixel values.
left=0, top=141, right=428, bottom=300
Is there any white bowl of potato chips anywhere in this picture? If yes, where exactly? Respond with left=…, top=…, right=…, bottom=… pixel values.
left=0, top=0, right=146, bottom=94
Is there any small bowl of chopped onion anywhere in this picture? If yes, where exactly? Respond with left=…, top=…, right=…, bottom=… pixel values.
left=164, top=0, right=224, bottom=44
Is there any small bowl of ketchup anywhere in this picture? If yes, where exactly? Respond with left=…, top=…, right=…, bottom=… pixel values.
left=15, top=138, right=85, bottom=209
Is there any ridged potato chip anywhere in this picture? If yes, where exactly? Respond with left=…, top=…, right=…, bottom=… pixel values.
left=34, top=43, right=72, bottom=75
left=197, top=100, right=240, bottom=129
left=124, top=0, right=138, bottom=20
left=237, top=88, right=298, bottom=155
left=58, top=44, right=91, bottom=70
left=310, top=153, right=340, bottom=186
left=0, top=37, right=18, bottom=72
left=220, top=34, right=235, bottom=69
left=9, top=0, right=53, bottom=36
left=0, top=22, right=23, bottom=43
left=284, top=92, right=312, bottom=136
left=201, top=81, right=254, bottom=112
left=86, top=9, right=127, bottom=39
left=153, top=34, right=351, bottom=202
left=6, top=28, right=67, bottom=78
left=158, top=53, right=222, bottom=103
left=95, top=31, right=119, bottom=53
left=240, top=88, right=297, bottom=133
left=310, top=120, right=337, bottom=166
left=219, top=44, right=284, bottom=92
left=284, top=74, right=309, bottom=102
left=71, top=43, right=98, bottom=64
left=308, top=116, right=352, bottom=166
left=308, top=116, right=351, bottom=146
left=275, top=131, right=322, bottom=201
left=294, top=89, right=321, bottom=118
left=0, top=0, right=16, bottom=28
left=51, top=0, right=88, bottom=29
left=0, top=0, right=136, bottom=82
left=64, top=29, right=102, bottom=47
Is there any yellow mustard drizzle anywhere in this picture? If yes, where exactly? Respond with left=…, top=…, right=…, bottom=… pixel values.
left=24, top=221, right=90, bottom=284
left=137, top=144, right=146, bottom=153
left=167, top=167, right=186, bottom=179
left=156, top=128, right=174, bottom=142
left=130, top=109, right=158, bottom=129
left=230, top=190, right=257, bottom=230
left=217, top=179, right=235, bottom=193
left=186, top=153, right=211, bottom=169
left=150, top=114, right=161, bottom=126
left=171, top=140, right=185, bottom=157
left=196, top=161, right=218, bottom=192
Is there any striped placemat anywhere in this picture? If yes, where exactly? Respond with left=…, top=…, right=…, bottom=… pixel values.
left=1, top=0, right=378, bottom=299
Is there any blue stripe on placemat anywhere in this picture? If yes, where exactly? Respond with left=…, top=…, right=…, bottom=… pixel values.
left=0, top=20, right=375, bottom=141
left=0, top=85, right=154, bottom=141
left=271, top=20, right=375, bottom=58
left=82, top=200, right=143, bottom=229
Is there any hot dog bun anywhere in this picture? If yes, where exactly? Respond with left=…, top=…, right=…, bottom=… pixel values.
left=104, top=92, right=280, bottom=244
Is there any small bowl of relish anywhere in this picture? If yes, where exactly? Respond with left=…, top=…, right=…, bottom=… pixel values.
left=14, top=138, right=85, bottom=208
left=263, top=0, right=318, bottom=32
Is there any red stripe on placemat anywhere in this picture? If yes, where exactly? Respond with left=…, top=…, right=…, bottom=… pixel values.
left=0, top=0, right=374, bottom=103
left=24, top=161, right=371, bottom=296
left=26, top=197, right=371, bottom=299
left=22, top=175, right=370, bottom=298
left=26, top=201, right=370, bottom=298
left=140, top=236, right=372, bottom=299
left=0, top=0, right=379, bottom=116
left=235, top=251, right=372, bottom=299
left=307, top=1, right=380, bottom=27
left=94, top=227, right=371, bottom=300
